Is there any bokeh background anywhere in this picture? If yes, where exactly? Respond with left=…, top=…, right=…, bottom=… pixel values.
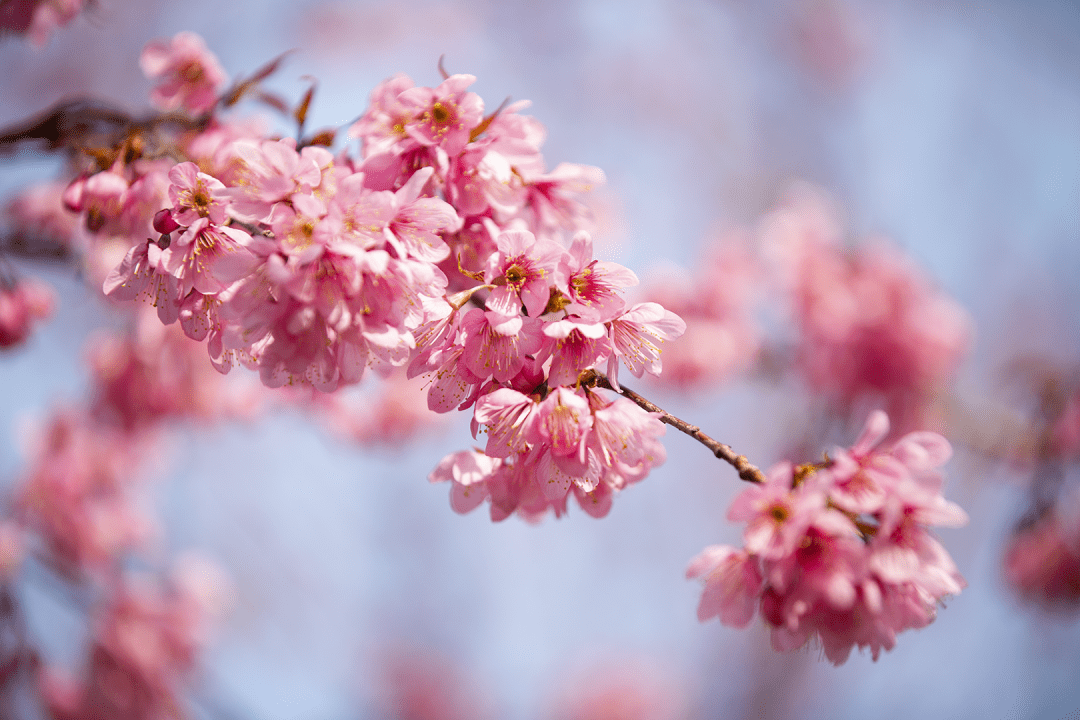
left=2, top=0, right=1080, bottom=718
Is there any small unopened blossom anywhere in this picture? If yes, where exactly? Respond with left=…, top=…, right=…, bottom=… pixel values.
left=141, top=31, right=227, bottom=115
left=689, top=410, right=967, bottom=664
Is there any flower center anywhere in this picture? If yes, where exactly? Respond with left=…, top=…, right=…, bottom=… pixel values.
left=180, top=61, right=205, bottom=84
left=431, top=102, right=451, bottom=125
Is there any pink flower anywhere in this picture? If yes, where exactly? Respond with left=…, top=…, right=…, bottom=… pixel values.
left=559, top=232, right=637, bottom=322
left=642, top=236, right=761, bottom=389
left=160, top=218, right=258, bottom=296
left=429, top=449, right=502, bottom=515
left=0, top=0, right=85, bottom=46
left=1004, top=511, right=1080, bottom=609
left=0, top=278, right=54, bottom=348
left=3, top=181, right=80, bottom=246
left=473, top=388, right=537, bottom=458
left=605, top=302, right=686, bottom=389
left=690, top=410, right=967, bottom=664
left=686, top=545, right=762, bottom=626
left=166, top=161, right=228, bottom=226
left=141, top=32, right=227, bottom=115
left=104, top=239, right=182, bottom=325
left=484, top=229, right=563, bottom=317
left=541, top=317, right=609, bottom=387
left=349, top=73, right=417, bottom=156
left=461, top=309, right=544, bottom=383
left=397, top=74, right=484, bottom=156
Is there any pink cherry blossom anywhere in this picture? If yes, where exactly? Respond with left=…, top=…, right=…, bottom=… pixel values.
left=686, top=545, right=763, bottom=626
left=689, top=410, right=967, bottom=664
left=397, top=74, right=484, bottom=156
left=0, top=277, right=54, bottom=348
left=0, top=0, right=85, bottom=46
left=605, top=302, right=687, bottom=388
left=166, top=161, right=228, bottom=226
left=559, top=232, right=637, bottom=322
left=1004, top=510, right=1080, bottom=609
left=484, top=229, right=564, bottom=317
left=140, top=32, right=227, bottom=115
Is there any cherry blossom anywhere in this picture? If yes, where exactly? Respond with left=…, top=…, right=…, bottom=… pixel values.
left=0, top=277, right=54, bottom=348
left=140, top=31, right=227, bottom=115
left=689, top=410, right=967, bottom=664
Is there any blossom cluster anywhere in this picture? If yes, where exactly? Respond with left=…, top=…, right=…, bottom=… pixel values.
left=688, top=410, right=967, bottom=664
left=762, top=188, right=971, bottom=432
left=39, top=557, right=229, bottom=720
left=56, top=33, right=687, bottom=520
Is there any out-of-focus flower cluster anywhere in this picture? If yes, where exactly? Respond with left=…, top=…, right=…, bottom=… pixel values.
left=688, top=410, right=967, bottom=664
left=3, top=311, right=239, bottom=718
left=647, top=186, right=971, bottom=437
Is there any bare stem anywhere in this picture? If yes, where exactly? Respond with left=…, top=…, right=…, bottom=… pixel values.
left=584, top=370, right=766, bottom=484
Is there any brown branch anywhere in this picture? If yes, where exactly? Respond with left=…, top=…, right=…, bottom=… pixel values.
left=583, top=370, right=766, bottom=483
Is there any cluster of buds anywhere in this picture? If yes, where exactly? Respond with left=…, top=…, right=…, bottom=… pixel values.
left=688, top=411, right=967, bottom=664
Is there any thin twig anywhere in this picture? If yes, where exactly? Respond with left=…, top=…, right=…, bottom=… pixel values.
left=584, top=370, right=766, bottom=484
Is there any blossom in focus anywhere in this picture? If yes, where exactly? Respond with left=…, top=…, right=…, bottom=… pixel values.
left=688, top=410, right=967, bottom=664
left=140, top=32, right=227, bottom=115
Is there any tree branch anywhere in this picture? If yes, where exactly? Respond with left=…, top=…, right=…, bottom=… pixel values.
left=583, top=370, right=766, bottom=484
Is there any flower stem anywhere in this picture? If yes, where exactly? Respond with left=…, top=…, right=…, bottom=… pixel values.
left=584, top=370, right=766, bottom=483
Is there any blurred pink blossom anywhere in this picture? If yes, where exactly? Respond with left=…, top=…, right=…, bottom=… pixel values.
left=0, top=277, right=55, bottom=349
left=140, top=31, right=227, bottom=115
